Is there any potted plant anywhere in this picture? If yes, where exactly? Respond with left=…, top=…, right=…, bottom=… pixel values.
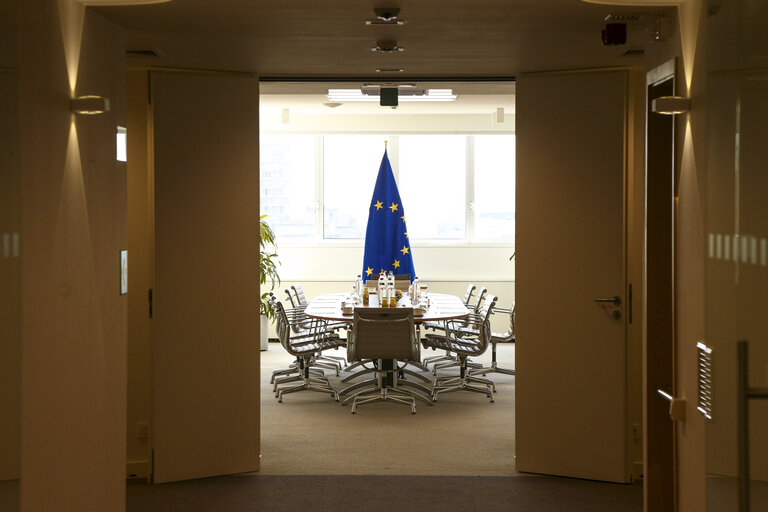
left=260, top=214, right=280, bottom=350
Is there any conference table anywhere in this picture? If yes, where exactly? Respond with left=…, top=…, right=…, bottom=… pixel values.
left=303, top=291, right=469, bottom=324
left=304, top=291, right=470, bottom=405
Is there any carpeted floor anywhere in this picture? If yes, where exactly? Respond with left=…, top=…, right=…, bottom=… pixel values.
left=260, top=341, right=518, bottom=475
left=126, top=474, right=643, bottom=512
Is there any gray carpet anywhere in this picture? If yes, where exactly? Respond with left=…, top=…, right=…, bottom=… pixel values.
left=260, top=342, right=518, bottom=476
left=126, top=474, right=643, bottom=512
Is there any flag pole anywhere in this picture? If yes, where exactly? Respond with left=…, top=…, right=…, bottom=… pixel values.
left=384, top=140, right=388, bottom=150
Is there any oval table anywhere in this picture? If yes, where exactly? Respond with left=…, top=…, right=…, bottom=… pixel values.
left=304, top=292, right=470, bottom=406
left=303, top=291, right=469, bottom=324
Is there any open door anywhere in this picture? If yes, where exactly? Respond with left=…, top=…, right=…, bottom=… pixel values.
left=516, top=69, right=641, bottom=483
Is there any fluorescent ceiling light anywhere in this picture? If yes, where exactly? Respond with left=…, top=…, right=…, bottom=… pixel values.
left=327, top=89, right=456, bottom=103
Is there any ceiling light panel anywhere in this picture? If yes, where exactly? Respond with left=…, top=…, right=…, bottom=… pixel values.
left=327, top=89, right=456, bottom=103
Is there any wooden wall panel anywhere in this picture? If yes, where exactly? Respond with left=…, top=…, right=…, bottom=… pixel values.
left=19, top=2, right=127, bottom=510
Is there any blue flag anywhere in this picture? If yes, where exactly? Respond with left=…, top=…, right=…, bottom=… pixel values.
left=362, top=149, right=415, bottom=282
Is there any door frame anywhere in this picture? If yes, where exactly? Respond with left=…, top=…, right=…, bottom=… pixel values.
left=644, top=58, right=677, bottom=512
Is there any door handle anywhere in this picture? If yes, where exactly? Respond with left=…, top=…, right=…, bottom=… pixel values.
left=658, top=387, right=686, bottom=422
left=594, top=296, right=621, bottom=305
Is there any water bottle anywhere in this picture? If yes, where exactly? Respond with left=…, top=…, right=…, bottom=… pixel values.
left=355, top=275, right=363, bottom=297
left=412, top=276, right=420, bottom=302
left=378, top=271, right=385, bottom=298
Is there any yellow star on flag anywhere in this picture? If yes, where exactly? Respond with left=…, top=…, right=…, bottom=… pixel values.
left=400, top=245, right=410, bottom=255
left=365, top=267, right=373, bottom=277
left=404, top=232, right=408, bottom=238
left=374, top=201, right=383, bottom=210
left=389, top=202, right=399, bottom=213
left=401, top=215, right=406, bottom=222
left=393, top=259, right=401, bottom=269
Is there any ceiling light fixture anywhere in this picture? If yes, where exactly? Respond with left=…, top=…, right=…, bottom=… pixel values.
left=327, top=88, right=456, bottom=103
left=366, top=8, right=405, bottom=25
left=372, top=40, right=404, bottom=53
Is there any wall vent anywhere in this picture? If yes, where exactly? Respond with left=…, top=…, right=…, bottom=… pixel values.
left=697, top=341, right=713, bottom=420
left=604, top=14, right=644, bottom=23
left=126, top=48, right=165, bottom=57
left=622, top=48, right=645, bottom=57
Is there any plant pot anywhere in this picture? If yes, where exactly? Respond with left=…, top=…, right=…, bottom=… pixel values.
left=260, top=314, right=269, bottom=351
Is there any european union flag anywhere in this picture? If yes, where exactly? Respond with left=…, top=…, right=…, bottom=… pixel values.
left=362, top=149, right=415, bottom=282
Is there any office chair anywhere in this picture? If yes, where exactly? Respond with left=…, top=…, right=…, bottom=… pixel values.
left=424, top=296, right=497, bottom=402
left=343, top=308, right=431, bottom=414
left=271, top=298, right=341, bottom=403
left=469, top=302, right=516, bottom=378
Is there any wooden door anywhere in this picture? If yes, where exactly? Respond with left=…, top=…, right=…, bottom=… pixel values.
left=151, top=71, right=261, bottom=483
left=516, top=69, right=634, bottom=483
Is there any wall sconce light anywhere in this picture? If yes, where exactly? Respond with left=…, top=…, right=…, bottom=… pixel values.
left=71, top=95, right=110, bottom=115
left=496, top=107, right=505, bottom=123
left=652, top=96, right=690, bottom=115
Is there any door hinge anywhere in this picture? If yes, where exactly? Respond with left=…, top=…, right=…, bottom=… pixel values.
left=148, top=288, right=153, bottom=318
left=628, top=283, right=633, bottom=324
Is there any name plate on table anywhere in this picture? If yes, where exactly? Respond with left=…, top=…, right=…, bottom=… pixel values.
left=341, top=303, right=356, bottom=314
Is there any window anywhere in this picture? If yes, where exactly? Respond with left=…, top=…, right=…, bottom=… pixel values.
left=259, top=133, right=515, bottom=244
left=323, top=135, right=389, bottom=239
left=259, top=134, right=315, bottom=239
left=399, top=135, right=466, bottom=239
left=473, top=135, right=515, bottom=241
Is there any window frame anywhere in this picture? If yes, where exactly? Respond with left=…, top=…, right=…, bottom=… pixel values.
left=260, top=131, right=515, bottom=247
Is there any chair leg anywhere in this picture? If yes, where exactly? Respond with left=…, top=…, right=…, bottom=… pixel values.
left=467, top=342, right=516, bottom=378
left=276, top=358, right=339, bottom=403
left=432, top=358, right=494, bottom=403
left=341, top=367, right=376, bottom=383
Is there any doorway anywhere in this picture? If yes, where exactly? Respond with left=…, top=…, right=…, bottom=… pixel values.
left=644, top=60, right=676, bottom=511
left=257, top=79, right=518, bottom=476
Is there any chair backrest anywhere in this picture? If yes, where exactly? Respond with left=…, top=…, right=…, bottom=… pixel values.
left=462, top=283, right=477, bottom=306
left=491, top=302, right=516, bottom=342
left=473, top=287, right=488, bottom=313
left=271, top=293, right=324, bottom=355
left=348, top=308, right=418, bottom=362
left=394, top=273, right=411, bottom=282
left=284, top=289, right=297, bottom=308
left=475, top=295, right=497, bottom=351
left=291, top=284, right=309, bottom=306
left=451, top=295, right=496, bottom=355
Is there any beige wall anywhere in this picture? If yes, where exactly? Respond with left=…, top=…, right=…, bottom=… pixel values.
left=267, top=245, right=516, bottom=336
left=646, top=1, right=768, bottom=511
left=261, top=112, right=516, bottom=133
left=19, top=1, right=127, bottom=511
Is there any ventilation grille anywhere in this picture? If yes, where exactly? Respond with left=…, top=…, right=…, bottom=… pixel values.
left=697, top=341, right=713, bottom=420
left=622, top=48, right=645, bottom=58
left=604, top=14, right=644, bottom=23
left=126, top=48, right=164, bottom=57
